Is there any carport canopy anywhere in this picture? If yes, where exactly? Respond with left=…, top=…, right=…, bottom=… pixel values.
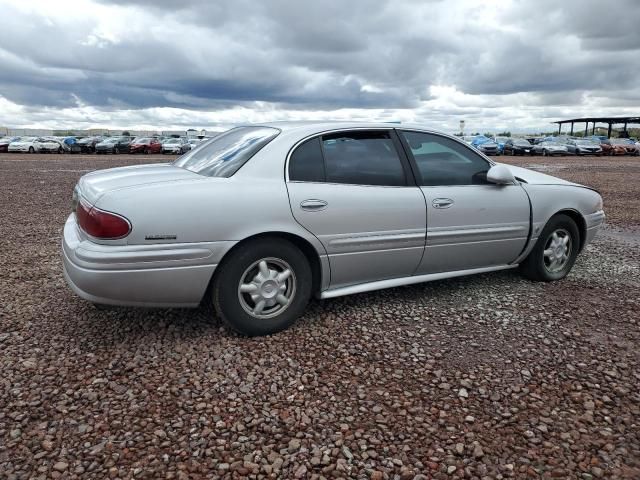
left=553, top=116, right=640, bottom=138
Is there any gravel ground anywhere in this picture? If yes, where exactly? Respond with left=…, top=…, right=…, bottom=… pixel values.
left=1, top=153, right=639, bottom=479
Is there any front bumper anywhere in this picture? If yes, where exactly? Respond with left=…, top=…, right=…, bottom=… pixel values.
left=584, top=210, right=606, bottom=246
left=62, top=214, right=232, bottom=307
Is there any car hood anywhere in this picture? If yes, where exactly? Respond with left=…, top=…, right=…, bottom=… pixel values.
left=498, top=163, right=580, bottom=186
left=78, top=163, right=204, bottom=204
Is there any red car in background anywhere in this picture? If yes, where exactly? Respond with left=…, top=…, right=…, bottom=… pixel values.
left=129, top=137, right=162, bottom=154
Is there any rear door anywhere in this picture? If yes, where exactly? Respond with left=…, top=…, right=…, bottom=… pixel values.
left=398, top=130, right=530, bottom=274
left=286, top=129, right=427, bottom=289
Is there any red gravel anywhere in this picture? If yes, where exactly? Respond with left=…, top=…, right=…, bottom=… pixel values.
left=1, top=153, right=639, bottom=479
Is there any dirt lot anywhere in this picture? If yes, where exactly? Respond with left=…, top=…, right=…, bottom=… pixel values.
left=1, top=153, right=638, bottom=479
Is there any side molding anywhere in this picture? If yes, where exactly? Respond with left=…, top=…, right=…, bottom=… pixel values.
left=319, top=264, right=518, bottom=299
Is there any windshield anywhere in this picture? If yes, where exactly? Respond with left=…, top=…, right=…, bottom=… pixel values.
left=165, top=139, right=180, bottom=144
left=495, top=137, right=509, bottom=142
left=514, top=139, right=531, bottom=146
left=576, top=140, right=595, bottom=145
left=132, top=138, right=150, bottom=144
left=103, top=138, right=118, bottom=143
left=174, top=126, right=280, bottom=177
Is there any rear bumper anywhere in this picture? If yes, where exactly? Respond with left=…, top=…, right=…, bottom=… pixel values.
left=62, top=214, right=232, bottom=307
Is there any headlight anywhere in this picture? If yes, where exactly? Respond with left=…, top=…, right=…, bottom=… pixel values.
left=595, top=195, right=603, bottom=212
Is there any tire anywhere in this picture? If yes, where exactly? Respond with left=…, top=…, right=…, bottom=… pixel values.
left=520, top=214, right=580, bottom=282
left=212, top=238, right=312, bottom=336
left=112, top=147, right=117, bottom=155
left=542, top=149, right=548, bottom=157
left=28, top=147, right=34, bottom=154
left=144, top=147, right=149, bottom=154
left=57, top=147, right=63, bottom=154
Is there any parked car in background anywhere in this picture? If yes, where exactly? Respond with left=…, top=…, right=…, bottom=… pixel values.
left=503, top=138, right=533, bottom=155
left=188, top=138, right=202, bottom=149
left=8, top=136, right=46, bottom=153
left=95, top=137, right=132, bottom=154
left=493, top=136, right=510, bottom=153
left=62, top=122, right=605, bottom=336
left=565, top=139, right=602, bottom=156
left=0, top=136, right=21, bottom=152
left=130, top=137, right=162, bottom=154
left=77, top=136, right=104, bottom=153
left=531, top=141, right=568, bottom=156
left=611, top=138, right=640, bottom=156
left=471, top=136, right=500, bottom=155
left=162, top=137, right=190, bottom=154
left=38, top=137, right=67, bottom=153
left=586, top=137, right=616, bottom=156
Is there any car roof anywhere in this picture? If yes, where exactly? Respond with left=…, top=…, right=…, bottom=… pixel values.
left=241, top=121, right=470, bottom=143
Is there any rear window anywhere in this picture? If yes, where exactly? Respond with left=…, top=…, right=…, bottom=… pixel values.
left=174, top=127, right=280, bottom=177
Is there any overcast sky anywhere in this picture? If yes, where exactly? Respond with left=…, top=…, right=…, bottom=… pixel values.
left=0, top=0, right=638, bottom=133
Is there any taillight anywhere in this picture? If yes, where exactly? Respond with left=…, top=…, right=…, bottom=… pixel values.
left=76, top=199, right=131, bottom=239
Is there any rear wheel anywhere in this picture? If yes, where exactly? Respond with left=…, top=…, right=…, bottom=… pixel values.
left=212, top=238, right=312, bottom=336
left=57, top=146, right=63, bottom=154
left=520, top=214, right=580, bottom=282
left=29, top=147, right=34, bottom=153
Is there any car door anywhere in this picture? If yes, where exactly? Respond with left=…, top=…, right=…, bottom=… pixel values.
left=286, top=129, right=427, bottom=289
left=398, top=130, right=530, bottom=274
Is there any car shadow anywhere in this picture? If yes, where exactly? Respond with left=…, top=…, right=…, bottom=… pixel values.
left=59, top=268, right=525, bottom=349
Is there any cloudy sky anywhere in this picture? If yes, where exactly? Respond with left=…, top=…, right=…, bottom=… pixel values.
left=0, top=0, right=638, bottom=133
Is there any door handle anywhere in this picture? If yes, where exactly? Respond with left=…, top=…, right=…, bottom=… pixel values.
left=432, top=198, right=454, bottom=209
left=300, top=199, right=328, bottom=211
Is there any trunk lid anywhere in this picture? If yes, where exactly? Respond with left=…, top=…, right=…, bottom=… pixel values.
left=78, top=163, right=204, bottom=204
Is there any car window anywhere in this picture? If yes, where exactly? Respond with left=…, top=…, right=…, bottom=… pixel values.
left=289, top=137, right=325, bottom=182
left=320, top=131, right=406, bottom=186
left=174, top=126, right=280, bottom=177
left=400, top=130, right=491, bottom=186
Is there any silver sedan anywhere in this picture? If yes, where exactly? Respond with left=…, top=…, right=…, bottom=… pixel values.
left=62, top=122, right=605, bottom=335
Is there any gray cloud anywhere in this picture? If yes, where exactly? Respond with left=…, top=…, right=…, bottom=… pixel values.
left=0, top=0, right=638, bottom=131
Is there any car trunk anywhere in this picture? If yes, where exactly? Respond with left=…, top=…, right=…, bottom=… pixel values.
left=77, top=163, right=204, bottom=205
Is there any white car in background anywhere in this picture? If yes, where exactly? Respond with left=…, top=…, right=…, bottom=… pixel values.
left=188, top=138, right=202, bottom=149
left=8, top=137, right=46, bottom=153
left=38, top=137, right=67, bottom=154
left=162, top=137, right=190, bottom=154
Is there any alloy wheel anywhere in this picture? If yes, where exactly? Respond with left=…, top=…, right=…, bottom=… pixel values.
left=543, top=228, right=572, bottom=274
left=237, top=258, right=296, bottom=319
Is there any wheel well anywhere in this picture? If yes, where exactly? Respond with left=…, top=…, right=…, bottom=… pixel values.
left=554, top=209, right=587, bottom=252
left=202, top=232, right=323, bottom=305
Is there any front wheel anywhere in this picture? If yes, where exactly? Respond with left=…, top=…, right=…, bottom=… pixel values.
left=520, top=214, right=580, bottom=282
left=29, top=147, right=35, bottom=153
left=212, top=238, right=312, bottom=336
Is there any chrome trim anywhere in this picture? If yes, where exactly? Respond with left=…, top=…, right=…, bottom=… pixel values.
left=328, top=231, right=425, bottom=247
left=319, top=264, right=517, bottom=299
left=428, top=225, right=527, bottom=239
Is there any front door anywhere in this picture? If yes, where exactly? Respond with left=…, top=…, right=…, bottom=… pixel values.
left=286, top=130, right=427, bottom=288
left=398, top=130, right=530, bottom=274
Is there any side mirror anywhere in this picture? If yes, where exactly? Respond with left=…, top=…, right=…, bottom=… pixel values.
left=487, top=164, right=516, bottom=185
